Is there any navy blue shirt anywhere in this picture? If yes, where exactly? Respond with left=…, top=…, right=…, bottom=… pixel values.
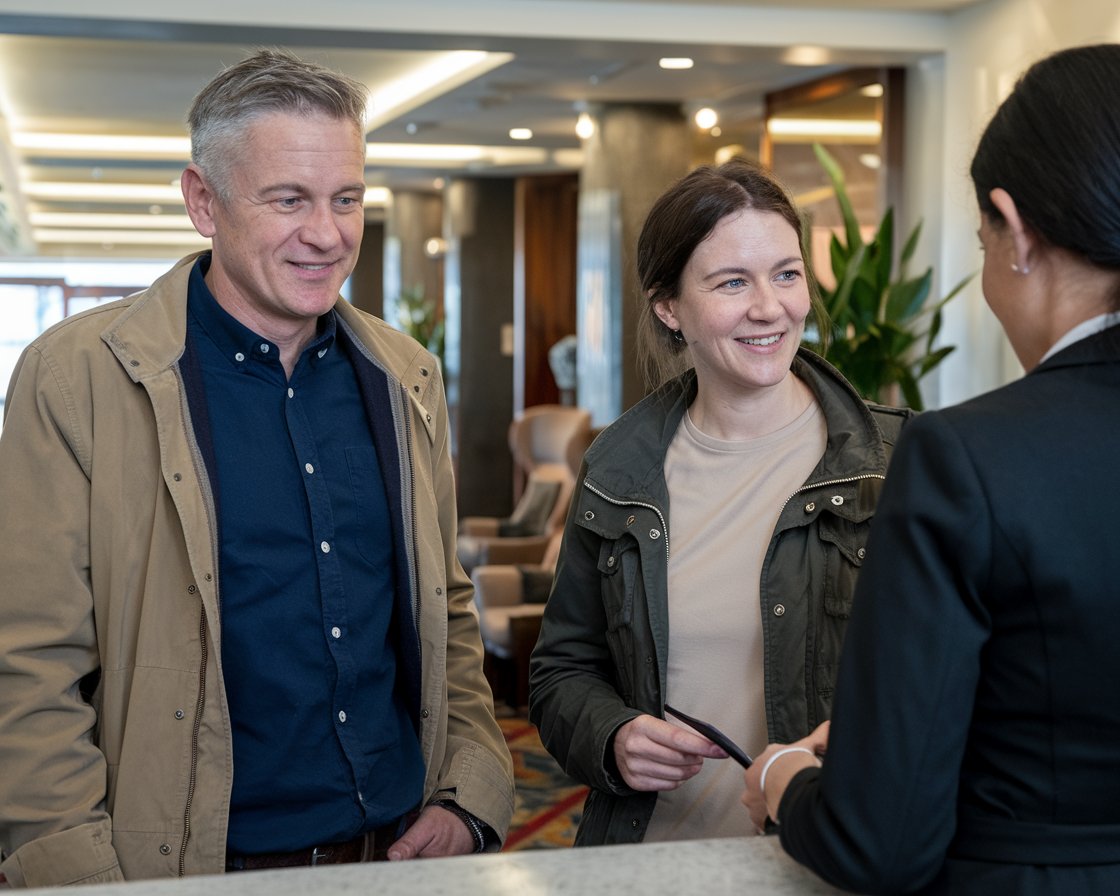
left=186, top=258, right=424, bottom=853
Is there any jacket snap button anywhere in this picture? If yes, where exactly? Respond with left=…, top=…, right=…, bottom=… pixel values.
left=420, top=367, right=429, bottom=376
left=626, top=515, right=636, bottom=526
left=413, top=384, right=421, bottom=392
left=607, top=556, right=616, bottom=567
left=773, top=604, right=786, bottom=617
left=187, top=584, right=197, bottom=594
left=631, top=819, right=640, bottom=829
left=159, top=843, right=172, bottom=855
left=173, top=472, right=182, bottom=482
left=857, top=547, right=866, bottom=560
left=584, top=511, right=595, bottom=521
left=804, top=502, right=815, bottom=513
left=649, top=529, right=660, bottom=540
left=175, top=709, right=185, bottom=720
left=420, top=707, right=430, bottom=718
left=831, top=495, right=844, bottom=506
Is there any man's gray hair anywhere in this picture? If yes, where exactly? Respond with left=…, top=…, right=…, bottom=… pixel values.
left=187, top=47, right=368, bottom=198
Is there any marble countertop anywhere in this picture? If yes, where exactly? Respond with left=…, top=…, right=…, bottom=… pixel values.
left=29, top=837, right=846, bottom=895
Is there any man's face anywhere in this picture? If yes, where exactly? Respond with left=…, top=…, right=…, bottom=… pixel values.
left=197, top=110, right=367, bottom=341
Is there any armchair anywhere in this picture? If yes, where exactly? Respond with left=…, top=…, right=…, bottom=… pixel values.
left=457, top=404, right=591, bottom=574
left=473, top=529, right=563, bottom=708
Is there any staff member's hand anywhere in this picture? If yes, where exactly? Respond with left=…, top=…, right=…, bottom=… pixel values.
left=743, top=721, right=830, bottom=832
left=613, top=713, right=727, bottom=791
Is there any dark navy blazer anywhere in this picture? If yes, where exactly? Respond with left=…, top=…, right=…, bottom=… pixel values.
left=778, top=324, right=1120, bottom=895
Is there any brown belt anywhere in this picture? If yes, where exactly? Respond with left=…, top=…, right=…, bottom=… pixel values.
left=225, top=818, right=401, bottom=871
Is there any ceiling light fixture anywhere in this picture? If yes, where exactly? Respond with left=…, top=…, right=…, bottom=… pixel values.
left=659, top=57, right=694, bottom=70
left=575, top=112, right=595, bottom=140
left=781, top=45, right=831, bottom=66
left=11, top=133, right=190, bottom=157
left=365, top=51, right=514, bottom=130
left=766, top=118, right=882, bottom=140
left=509, top=128, right=533, bottom=141
left=33, top=229, right=209, bottom=246
left=25, top=182, right=186, bottom=202
left=694, top=107, right=718, bottom=130
left=860, top=83, right=885, bottom=98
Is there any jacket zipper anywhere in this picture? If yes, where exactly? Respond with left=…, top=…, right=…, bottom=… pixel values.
left=179, top=610, right=207, bottom=876
left=581, top=481, right=670, bottom=565
left=778, top=473, right=887, bottom=516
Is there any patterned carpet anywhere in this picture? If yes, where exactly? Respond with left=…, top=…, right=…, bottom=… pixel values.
left=498, top=710, right=588, bottom=850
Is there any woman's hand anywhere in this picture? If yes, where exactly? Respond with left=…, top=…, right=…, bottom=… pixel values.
left=742, top=721, right=830, bottom=831
left=613, top=713, right=727, bottom=791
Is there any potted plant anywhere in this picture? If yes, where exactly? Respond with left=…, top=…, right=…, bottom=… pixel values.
left=804, top=143, right=972, bottom=410
left=395, top=285, right=445, bottom=363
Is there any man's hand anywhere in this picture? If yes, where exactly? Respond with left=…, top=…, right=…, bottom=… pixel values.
left=613, top=713, right=727, bottom=792
left=386, top=804, right=475, bottom=860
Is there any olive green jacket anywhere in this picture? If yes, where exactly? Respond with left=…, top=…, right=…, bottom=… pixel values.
left=528, top=350, right=909, bottom=845
left=0, top=253, right=513, bottom=887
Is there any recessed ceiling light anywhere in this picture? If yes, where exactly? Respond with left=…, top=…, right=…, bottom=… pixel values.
left=509, top=128, right=533, bottom=141
left=694, top=108, right=718, bottom=130
left=575, top=112, right=595, bottom=140
left=659, top=57, right=694, bottom=70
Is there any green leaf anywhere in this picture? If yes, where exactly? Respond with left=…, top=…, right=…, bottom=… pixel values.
left=885, top=269, right=932, bottom=325
left=814, top=143, right=862, bottom=252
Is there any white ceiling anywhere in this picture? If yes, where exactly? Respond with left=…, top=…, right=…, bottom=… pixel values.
left=0, top=0, right=986, bottom=258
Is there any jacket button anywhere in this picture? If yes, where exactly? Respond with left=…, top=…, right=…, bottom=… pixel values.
left=420, top=367, right=429, bottom=376
left=187, top=584, right=197, bottom=594
left=584, top=511, right=595, bottom=521
left=831, top=495, right=844, bottom=506
left=773, top=604, right=786, bottom=617
left=857, top=547, right=866, bottom=560
left=649, top=529, right=661, bottom=540
left=173, top=473, right=182, bottom=482
left=159, top=843, right=172, bottom=855
left=626, top=515, right=636, bottom=526
left=804, top=502, right=815, bottom=513
left=421, top=707, right=430, bottom=719
left=174, top=709, right=185, bottom=720
left=631, top=819, right=640, bottom=829
left=607, top=556, right=616, bottom=567
left=413, top=384, right=421, bottom=393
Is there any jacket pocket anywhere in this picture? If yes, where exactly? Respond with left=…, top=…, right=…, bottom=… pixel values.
left=598, top=538, right=639, bottom=704
left=817, top=513, right=869, bottom=618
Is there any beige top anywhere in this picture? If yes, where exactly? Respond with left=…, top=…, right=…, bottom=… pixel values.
left=645, top=398, right=826, bottom=841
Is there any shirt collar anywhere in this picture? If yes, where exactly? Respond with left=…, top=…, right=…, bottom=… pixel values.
left=187, top=252, right=336, bottom=368
left=1040, top=311, right=1120, bottom=364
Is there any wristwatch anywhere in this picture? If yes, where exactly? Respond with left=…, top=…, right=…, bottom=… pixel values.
left=433, top=799, right=489, bottom=853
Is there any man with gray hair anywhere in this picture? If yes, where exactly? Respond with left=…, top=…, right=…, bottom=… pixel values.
left=0, top=48, right=513, bottom=887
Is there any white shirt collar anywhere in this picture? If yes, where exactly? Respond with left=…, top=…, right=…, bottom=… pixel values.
left=1039, top=311, right=1120, bottom=364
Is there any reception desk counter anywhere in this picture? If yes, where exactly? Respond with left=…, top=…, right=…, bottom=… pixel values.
left=30, top=837, right=845, bottom=895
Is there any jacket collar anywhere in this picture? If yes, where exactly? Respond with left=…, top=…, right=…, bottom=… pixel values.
left=582, top=347, right=890, bottom=502
left=1034, top=320, right=1120, bottom=374
left=99, top=251, right=203, bottom=381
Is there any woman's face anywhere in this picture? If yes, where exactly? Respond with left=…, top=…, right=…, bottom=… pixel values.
left=655, top=208, right=810, bottom=402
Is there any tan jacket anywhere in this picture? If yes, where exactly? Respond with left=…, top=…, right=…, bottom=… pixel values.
left=0, top=253, right=514, bottom=887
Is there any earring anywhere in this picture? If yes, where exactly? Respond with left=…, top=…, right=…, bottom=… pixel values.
left=1011, top=262, right=1031, bottom=275
left=671, top=329, right=685, bottom=345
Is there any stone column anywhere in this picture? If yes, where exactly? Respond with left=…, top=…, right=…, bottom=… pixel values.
left=577, top=103, right=691, bottom=425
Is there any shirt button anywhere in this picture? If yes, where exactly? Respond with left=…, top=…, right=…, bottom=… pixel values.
left=331, top=626, right=341, bottom=639
left=234, top=352, right=245, bottom=362
left=320, top=541, right=331, bottom=554
left=338, top=710, right=347, bottom=723
left=773, top=604, right=786, bottom=617
left=261, top=343, right=270, bottom=353
left=287, top=387, right=294, bottom=398
left=305, top=463, right=314, bottom=474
